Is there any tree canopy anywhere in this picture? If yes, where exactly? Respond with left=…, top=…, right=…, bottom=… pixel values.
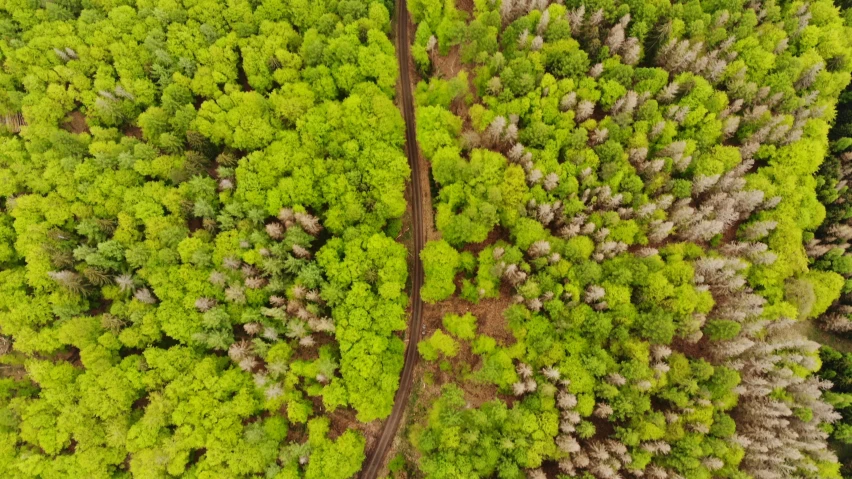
left=0, top=0, right=408, bottom=477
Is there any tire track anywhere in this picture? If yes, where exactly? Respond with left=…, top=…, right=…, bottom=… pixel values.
left=359, top=0, right=423, bottom=476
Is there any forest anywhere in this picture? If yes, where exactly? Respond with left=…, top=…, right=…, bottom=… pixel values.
left=407, top=0, right=852, bottom=478
left=3, top=0, right=852, bottom=478
left=0, top=0, right=408, bottom=477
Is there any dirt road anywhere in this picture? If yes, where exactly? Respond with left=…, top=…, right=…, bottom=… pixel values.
left=359, top=0, right=423, bottom=477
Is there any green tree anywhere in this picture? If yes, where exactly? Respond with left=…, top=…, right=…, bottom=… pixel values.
left=421, top=240, right=460, bottom=302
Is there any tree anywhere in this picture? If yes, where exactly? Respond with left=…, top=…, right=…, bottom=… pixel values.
left=418, top=329, right=459, bottom=361
left=304, top=418, right=366, bottom=479
left=194, top=91, right=281, bottom=150
left=443, top=312, right=478, bottom=340
left=421, top=240, right=461, bottom=302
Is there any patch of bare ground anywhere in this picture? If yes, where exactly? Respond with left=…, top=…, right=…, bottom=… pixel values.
left=473, top=284, right=517, bottom=345
left=418, top=150, right=440, bottom=243
left=61, top=111, right=147, bottom=142
left=398, top=141, right=438, bottom=247
left=286, top=396, right=381, bottom=448
left=428, top=45, right=480, bottom=131
left=249, top=333, right=382, bottom=448
left=422, top=227, right=516, bottom=344
left=718, top=217, right=745, bottom=246
left=124, top=125, right=143, bottom=139
left=423, top=282, right=518, bottom=403
left=62, top=111, right=90, bottom=134
left=588, top=415, right=617, bottom=444
left=329, top=407, right=384, bottom=446
left=187, top=217, right=205, bottom=232
left=422, top=284, right=516, bottom=346
left=380, top=284, right=517, bottom=477
left=373, top=276, right=518, bottom=479
left=290, top=333, right=337, bottom=362
left=540, top=461, right=562, bottom=478
left=429, top=45, right=464, bottom=80
left=286, top=420, right=308, bottom=444
left=0, top=363, right=28, bottom=380
left=461, top=226, right=511, bottom=256
left=456, top=0, right=474, bottom=14
left=376, top=290, right=519, bottom=478
left=672, top=335, right=710, bottom=360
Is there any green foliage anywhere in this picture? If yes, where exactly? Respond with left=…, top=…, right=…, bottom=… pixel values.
left=418, top=330, right=460, bottom=361
left=433, top=148, right=527, bottom=245
left=416, top=73, right=472, bottom=109
left=819, top=345, right=852, bottom=478
left=410, top=0, right=852, bottom=477
left=786, top=270, right=845, bottom=320
left=303, top=417, right=366, bottom=479
left=0, top=0, right=408, bottom=476
left=195, top=91, right=281, bottom=150
left=443, top=312, right=478, bottom=340
left=318, top=233, right=409, bottom=422
left=421, top=239, right=461, bottom=302
left=412, top=384, right=558, bottom=478
left=705, top=320, right=742, bottom=341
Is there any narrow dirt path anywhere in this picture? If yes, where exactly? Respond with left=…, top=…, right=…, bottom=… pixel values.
left=359, top=0, right=424, bottom=477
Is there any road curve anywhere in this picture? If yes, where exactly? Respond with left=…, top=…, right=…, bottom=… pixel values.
left=360, top=0, right=424, bottom=477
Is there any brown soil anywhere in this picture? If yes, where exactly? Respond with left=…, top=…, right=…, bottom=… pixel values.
left=588, top=415, right=617, bottom=443
left=328, top=407, right=383, bottom=448
left=424, top=282, right=517, bottom=400
left=672, top=335, right=710, bottom=361
left=428, top=44, right=480, bottom=130
left=360, top=418, right=385, bottom=451
left=87, top=298, right=113, bottom=317
left=187, top=217, right=204, bottom=232
left=421, top=287, right=516, bottom=346
left=720, top=218, right=744, bottom=245
left=328, top=408, right=360, bottom=438
left=375, top=281, right=519, bottom=478
left=237, top=62, right=252, bottom=92
left=0, top=364, right=28, bottom=380
left=417, top=150, right=439, bottom=243
left=286, top=395, right=382, bottom=450
left=61, top=111, right=145, bottom=141
left=540, top=461, right=562, bottom=478
left=124, top=125, right=143, bottom=139
left=456, top=0, right=474, bottom=14
left=290, top=332, right=336, bottom=362
left=474, top=285, right=517, bottom=345
left=132, top=396, right=151, bottom=410
left=47, top=347, right=85, bottom=370
left=62, top=111, right=90, bottom=134
left=286, top=420, right=308, bottom=444
left=430, top=44, right=464, bottom=80
left=460, top=226, right=511, bottom=256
